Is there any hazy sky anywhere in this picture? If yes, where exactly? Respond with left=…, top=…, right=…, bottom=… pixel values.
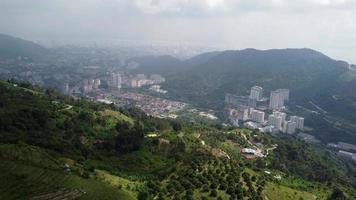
left=0, top=0, right=355, bottom=62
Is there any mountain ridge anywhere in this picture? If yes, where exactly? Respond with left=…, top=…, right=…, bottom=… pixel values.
left=160, top=47, right=348, bottom=107
left=0, top=33, right=46, bottom=59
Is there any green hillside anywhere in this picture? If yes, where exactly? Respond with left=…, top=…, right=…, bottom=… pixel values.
left=0, top=144, right=134, bottom=200
left=161, top=48, right=348, bottom=109
left=0, top=80, right=355, bottom=200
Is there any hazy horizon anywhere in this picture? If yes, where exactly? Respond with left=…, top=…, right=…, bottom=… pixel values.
left=1, top=0, right=356, bottom=63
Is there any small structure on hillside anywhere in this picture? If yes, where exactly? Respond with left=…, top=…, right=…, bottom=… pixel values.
left=241, top=148, right=264, bottom=159
left=64, top=164, right=71, bottom=172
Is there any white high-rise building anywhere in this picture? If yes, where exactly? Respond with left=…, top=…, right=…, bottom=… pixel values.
left=93, top=79, right=101, bottom=89
left=228, top=107, right=248, bottom=124
left=290, top=116, right=304, bottom=130
left=268, top=114, right=283, bottom=131
left=269, top=91, right=284, bottom=109
left=277, top=89, right=290, bottom=102
left=83, top=79, right=93, bottom=93
left=250, top=86, right=263, bottom=101
left=228, top=107, right=250, bottom=125
left=273, top=111, right=286, bottom=124
left=269, top=89, right=290, bottom=109
left=284, top=121, right=297, bottom=134
left=268, top=111, right=287, bottom=131
left=228, top=106, right=250, bottom=121
left=109, top=73, right=121, bottom=89
left=237, top=107, right=250, bottom=121
left=250, top=109, right=265, bottom=123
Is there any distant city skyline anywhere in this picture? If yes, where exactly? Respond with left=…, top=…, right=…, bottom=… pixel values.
left=1, top=0, right=356, bottom=63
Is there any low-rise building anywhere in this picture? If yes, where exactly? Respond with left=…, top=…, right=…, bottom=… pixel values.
left=241, top=148, right=264, bottom=158
left=338, top=142, right=356, bottom=152
left=338, top=150, right=356, bottom=162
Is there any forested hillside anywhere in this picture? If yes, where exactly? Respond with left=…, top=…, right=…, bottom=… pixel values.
left=132, top=48, right=356, bottom=144
left=0, top=80, right=355, bottom=200
left=158, top=49, right=348, bottom=108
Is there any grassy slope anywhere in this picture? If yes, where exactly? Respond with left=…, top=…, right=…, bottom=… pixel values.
left=94, top=170, right=144, bottom=199
left=0, top=144, right=135, bottom=200
left=98, top=109, right=134, bottom=126
left=264, top=183, right=317, bottom=200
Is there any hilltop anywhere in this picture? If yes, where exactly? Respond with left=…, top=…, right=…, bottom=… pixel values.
left=0, top=33, right=46, bottom=59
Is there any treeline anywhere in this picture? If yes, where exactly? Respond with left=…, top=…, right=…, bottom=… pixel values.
left=139, top=155, right=266, bottom=200
left=0, top=80, right=182, bottom=160
left=270, top=136, right=356, bottom=193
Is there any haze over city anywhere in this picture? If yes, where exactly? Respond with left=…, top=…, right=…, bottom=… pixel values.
left=1, top=0, right=356, bottom=62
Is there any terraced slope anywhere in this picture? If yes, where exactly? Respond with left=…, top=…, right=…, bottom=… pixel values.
left=0, top=144, right=135, bottom=200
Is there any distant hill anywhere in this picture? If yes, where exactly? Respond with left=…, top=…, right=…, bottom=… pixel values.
left=0, top=33, right=46, bottom=59
left=161, top=48, right=348, bottom=108
left=151, top=48, right=356, bottom=144
left=184, top=51, right=222, bottom=66
left=128, top=55, right=182, bottom=75
left=124, top=49, right=356, bottom=131
left=129, top=51, right=223, bottom=75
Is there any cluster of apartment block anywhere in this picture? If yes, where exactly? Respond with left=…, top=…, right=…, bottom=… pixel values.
left=82, top=78, right=101, bottom=93
left=108, top=73, right=122, bottom=89
left=123, top=74, right=165, bottom=88
left=65, top=72, right=166, bottom=96
left=268, top=111, right=304, bottom=134
left=128, top=74, right=165, bottom=88
left=227, top=86, right=304, bottom=134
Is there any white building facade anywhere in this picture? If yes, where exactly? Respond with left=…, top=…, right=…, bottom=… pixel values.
left=250, top=109, right=265, bottom=123
left=250, top=86, right=263, bottom=101
left=268, top=114, right=283, bottom=131
left=269, top=89, right=290, bottom=109
left=109, top=73, right=122, bottom=89
left=283, top=121, right=297, bottom=134
left=290, top=116, right=304, bottom=130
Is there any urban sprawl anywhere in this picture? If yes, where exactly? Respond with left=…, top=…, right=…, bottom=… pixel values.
left=57, top=69, right=356, bottom=163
